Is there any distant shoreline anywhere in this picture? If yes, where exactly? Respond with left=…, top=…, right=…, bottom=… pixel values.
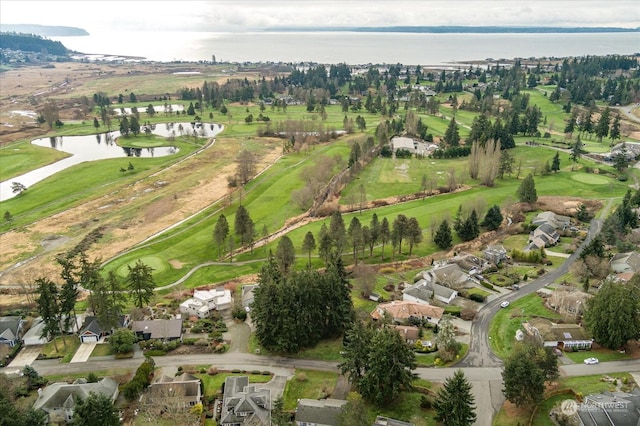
left=264, top=25, right=640, bottom=34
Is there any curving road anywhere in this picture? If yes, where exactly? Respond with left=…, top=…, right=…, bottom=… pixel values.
left=454, top=217, right=604, bottom=424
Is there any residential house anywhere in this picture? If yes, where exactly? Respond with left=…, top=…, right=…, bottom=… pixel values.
left=373, top=416, right=415, bottom=426
left=483, top=245, right=508, bottom=265
left=610, top=251, right=640, bottom=274
left=242, top=284, right=258, bottom=311
left=22, top=318, right=48, bottom=346
left=0, top=316, right=24, bottom=347
left=394, top=325, right=419, bottom=344
left=532, top=211, right=571, bottom=230
left=577, top=389, right=640, bottom=426
left=448, top=252, right=486, bottom=273
left=294, top=398, right=347, bottom=426
left=547, top=289, right=590, bottom=316
left=132, top=319, right=183, bottom=342
left=143, top=373, right=202, bottom=408
left=403, top=279, right=458, bottom=305
left=78, top=315, right=127, bottom=343
left=32, top=377, right=119, bottom=424
left=430, top=263, right=478, bottom=288
left=523, top=318, right=592, bottom=351
left=220, top=376, right=270, bottom=426
left=527, top=223, right=560, bottom=251
left=179, top=288, right=233, bottom=319
left=371, top=301, right=444, bottom=326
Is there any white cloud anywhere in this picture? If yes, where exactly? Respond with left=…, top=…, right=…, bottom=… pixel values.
left=1, top=0, right=638, bottom=32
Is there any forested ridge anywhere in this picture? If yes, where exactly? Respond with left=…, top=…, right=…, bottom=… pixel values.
left=0, top=32, right=68, bottom=56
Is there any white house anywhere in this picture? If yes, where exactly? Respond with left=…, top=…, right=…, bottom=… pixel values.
left=179, top=288, right=233, bottom=319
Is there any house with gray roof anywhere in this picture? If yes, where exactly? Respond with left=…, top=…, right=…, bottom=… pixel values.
left=295, top=398, right=347, bottom=426
left=403, top=278, right=458, bottom=305
left=577, top=389, right=640, bottom=426
left=143, top=373, right=202, bottom=408
left=220, top=376, right=270, bottom=426
left=0, top=316, right=24, bottom=347
left=532, top=211, right=571, bottom=230
left=22, top=317, right=48, bottom=346
left=78, top=315, right=127, bottom=343
left=373, top=416, right=415, bottom=426
left=483, top=245, right=508, bottom=265
left=132, top=319, right=183, bottom=342
left=32, top=377, right=119, bottom=424
left=610, top=251, right=640, bottom=274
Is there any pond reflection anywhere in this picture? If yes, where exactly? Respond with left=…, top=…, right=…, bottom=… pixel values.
left=0, top=122, right=223, bottom=202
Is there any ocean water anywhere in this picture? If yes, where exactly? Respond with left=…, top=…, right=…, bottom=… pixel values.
left=53, top=31, right=640, bottom=65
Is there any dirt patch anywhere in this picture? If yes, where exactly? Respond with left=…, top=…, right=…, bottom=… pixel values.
left=537, top=196, right=602, bottom=217
left=168, top=259, right=185, bottom=269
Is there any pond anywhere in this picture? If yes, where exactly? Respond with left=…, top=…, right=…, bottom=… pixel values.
left=0, top=122, right=223, bottom=202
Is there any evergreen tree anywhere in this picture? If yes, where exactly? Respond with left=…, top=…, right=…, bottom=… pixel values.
left=584, top=280, right=640, bottom=349
left=348, top=217, right=363, bottom=265
left=125, top=260, right=155, bottom=308
left=213, top=214, right=230, bottom=258
left=36, top=278, right=61, bottom=350
left=406, top=217, right=423, bottom=255
left=234, top=205, right=254, bottom=246
left=502, top=342, right=558, bottom=407
left=368, top=213, right=380, bottom=257
left=57, top=252, right=80, bottom=333
left=569, top=137, right=583, bottom=169
left=379, top=217, right=390, bottom=260
left=73, top=391, right=120, bottom=426
left=392, top=214, right=409, bottom=254
left=329, top=210, right=347, bottom=255
left=434, top=370, right=477, bottom=426
left=594, top=106, right=610, bottom=142
left=482, top=205, right=503, bottom=231
left=275, top=235, right=296, bottom=274
left=551, top=151, right=561, bottom=173
left=609, top=114, right=621, bottom=143
left=434, top=219, right=453, bottom=250
left=444, top=117, right=460, bottom=147
left=516, top=173, right=537, bottom=203
left=301, top=231, right=316, bottom=267
left=341, top=325, right=416, bottom=405
left=458, top=210, right=480, bottom=242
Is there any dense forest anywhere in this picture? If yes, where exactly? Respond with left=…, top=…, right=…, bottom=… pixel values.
left=0, top=32, right=68, bottom=56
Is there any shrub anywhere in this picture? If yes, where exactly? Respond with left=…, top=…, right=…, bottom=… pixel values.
left=481, top=281, right=495, bottom=290
left=145, top=349, right=167, bottom=356
left=444, top=306, right=462, bottom=317
left=86, top=372, right=99, bottom=383
left=469, top=293, right=486, bottom=303
left=460, top=308, right=477, bottom=320
left=296, top=372, right=308, bottom=382
left=420, top=395, right=432, bottom=409
left=207, top=367, right=218, bottom=376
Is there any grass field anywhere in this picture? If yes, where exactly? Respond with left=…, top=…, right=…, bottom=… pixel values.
left=282, top=370, right=339, bottom=410
left=489, top=293, right=562, bottom=359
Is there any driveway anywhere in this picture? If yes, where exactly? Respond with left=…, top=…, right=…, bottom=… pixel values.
left=223, top=321, right=251, bottom=353
left=8, top=345, right=42, bottom=367
left=69, top=342, right=96, bottom=363
left=255, top=374, right=292, bottom=402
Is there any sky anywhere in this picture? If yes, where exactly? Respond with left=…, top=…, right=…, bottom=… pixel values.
left=1, top=0, right=639, bottom=33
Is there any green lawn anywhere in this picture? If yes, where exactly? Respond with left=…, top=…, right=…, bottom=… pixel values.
left=197, top=372, right=272, bottom=397
left=40, top=335, right=81, bottom=362
left=283, top=370, right=339, bottom=410
left=563, top=348, right=631, bottom=363
left=89, top=343, right=113, bottom=357
left=489, top=293, right=561, bottom=359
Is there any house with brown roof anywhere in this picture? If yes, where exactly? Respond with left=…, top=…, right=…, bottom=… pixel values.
left=394, top=325, right=419, bottom=344
left=371, top=301, right=444, bottom=326
left=523, top=318, right=592, bottom=351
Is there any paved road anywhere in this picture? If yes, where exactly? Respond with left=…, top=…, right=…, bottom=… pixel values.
left=456, top=217, right=603, bottom=425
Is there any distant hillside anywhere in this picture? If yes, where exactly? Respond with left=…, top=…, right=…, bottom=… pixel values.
left=0, top=33, right=68, bottom=55
left=0, top=24, right=88, bottom=37
left=268, top=25, right=640, bottom=34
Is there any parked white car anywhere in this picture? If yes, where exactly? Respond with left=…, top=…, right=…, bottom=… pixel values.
left=500, top=301, right=510, bottom=308
left=584, top=357, right=599, bottom=365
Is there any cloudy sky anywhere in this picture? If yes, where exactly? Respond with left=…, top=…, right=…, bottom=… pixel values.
left=1, top=0, right=639, bottom=33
